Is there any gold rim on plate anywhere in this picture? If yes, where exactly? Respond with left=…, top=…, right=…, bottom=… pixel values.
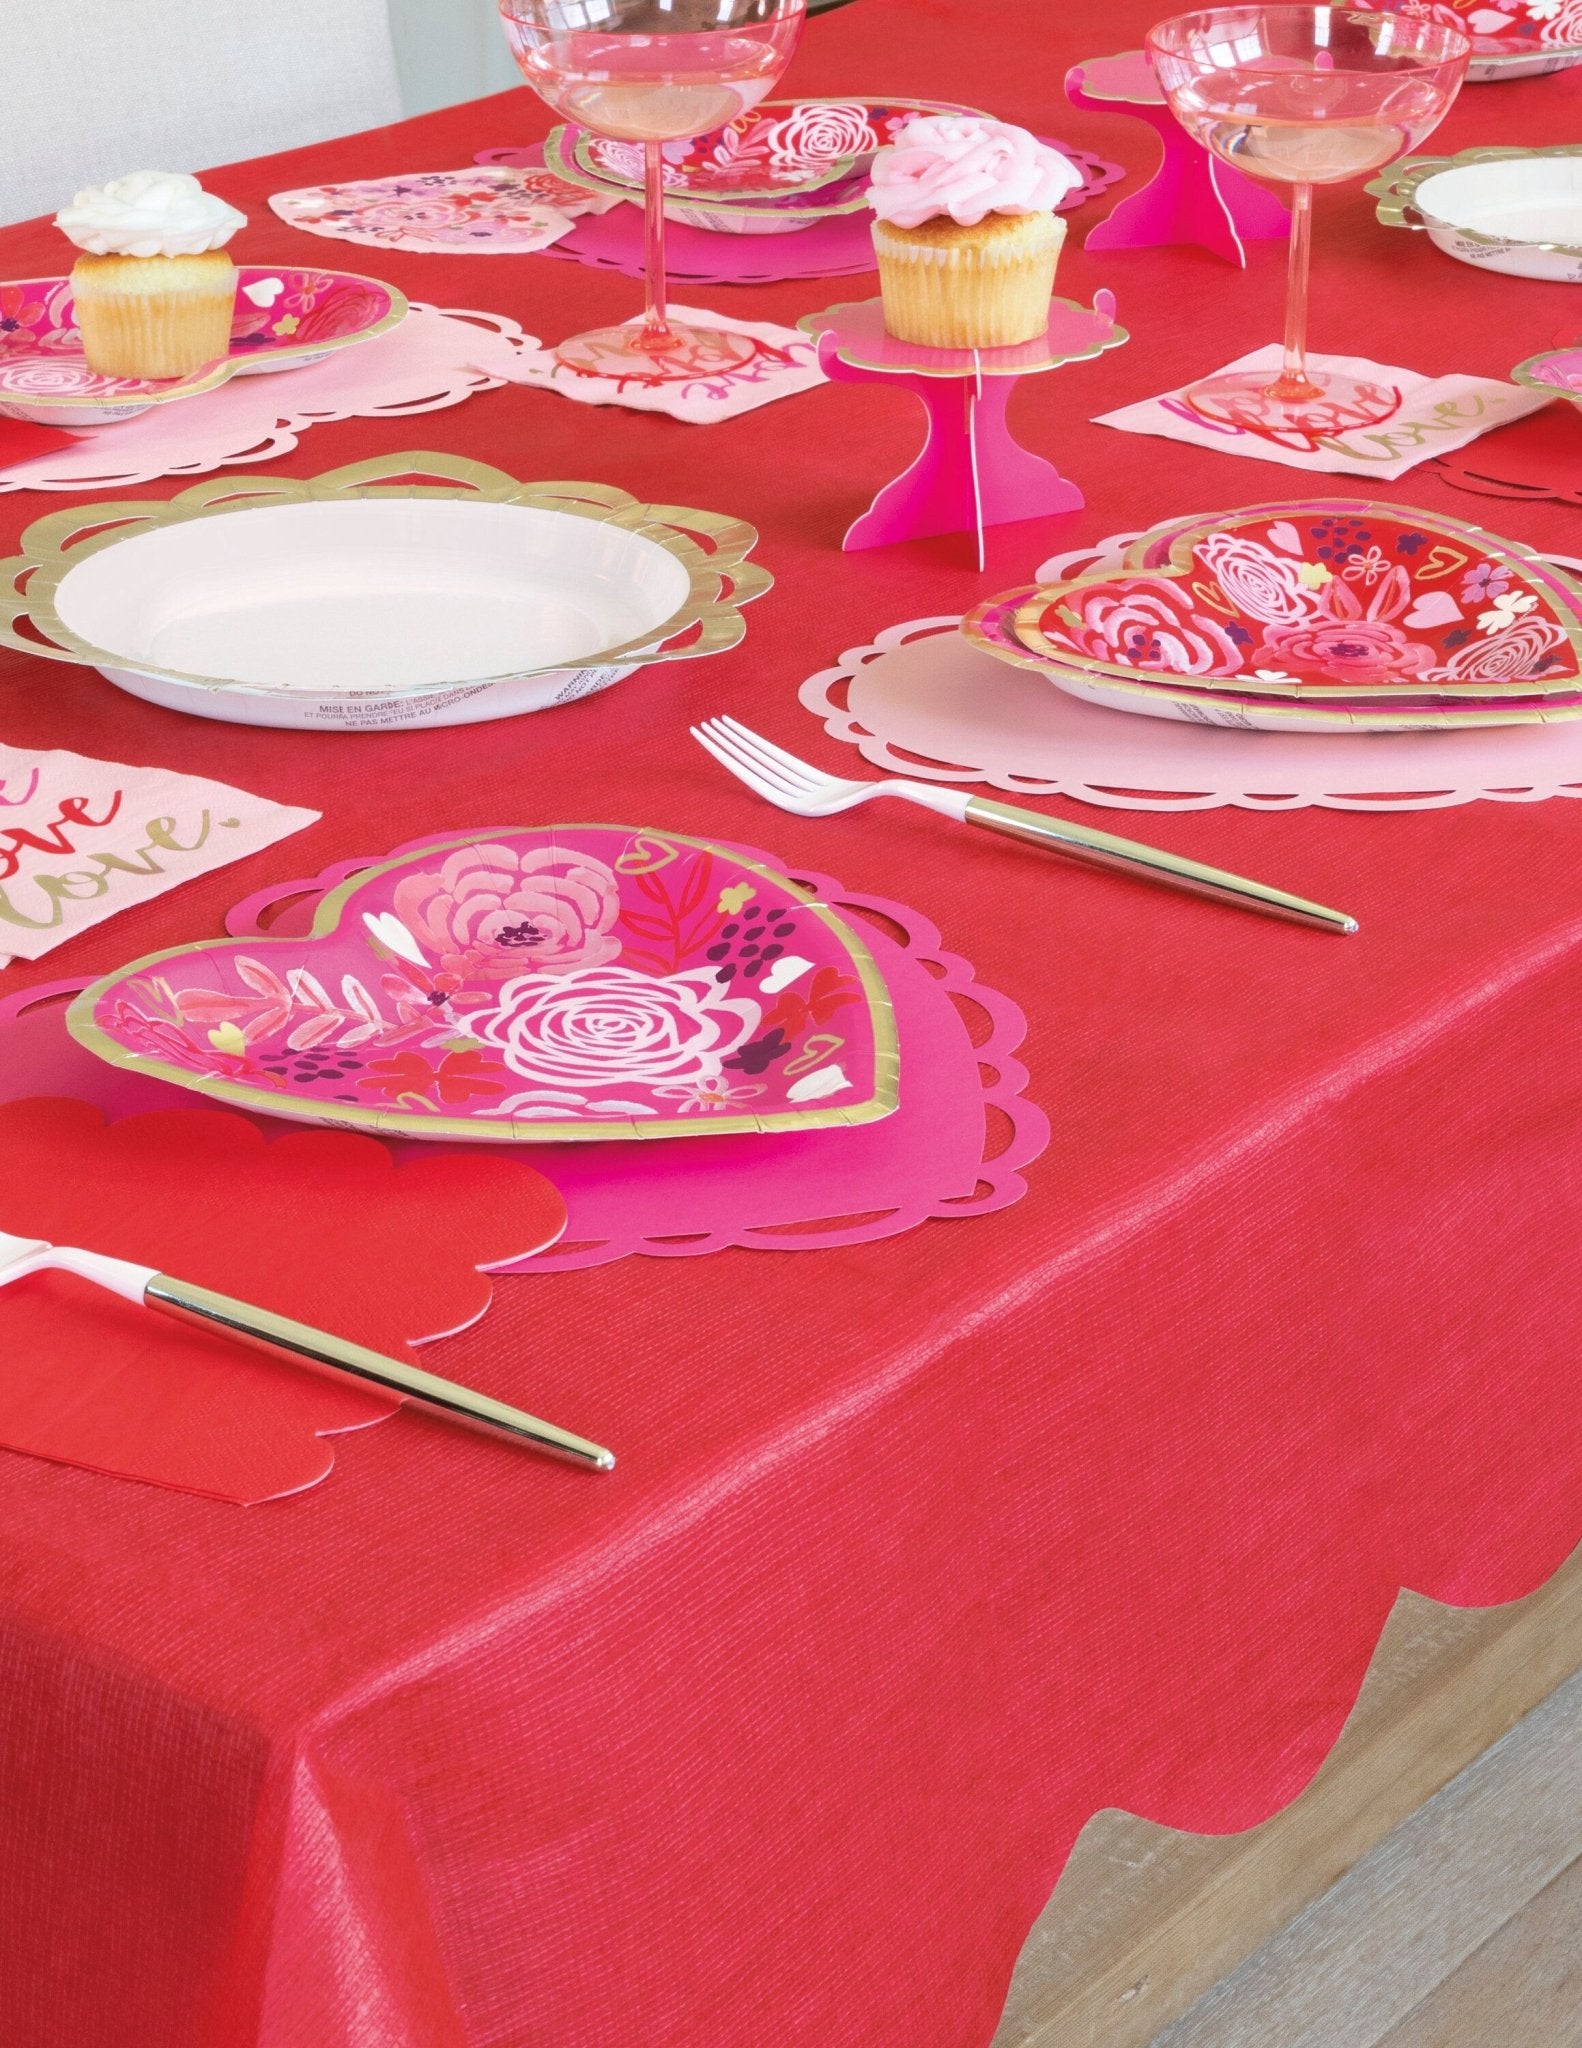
left=1368, top=143, right=1582, bottom=260
left=0, top=450, right=772, bottom=700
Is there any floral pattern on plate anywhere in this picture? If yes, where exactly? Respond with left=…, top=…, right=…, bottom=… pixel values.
left=68, top=829, right=899, bottom=1143
left=963, top=583, right=1582, bottom=730
left=998, top=507, right=1582, bottom=700
left=269, top=167, right=616, bottom=254
left=1348, top=0, right=1582, bottom=64
left=581, top=99, right=970, bottom=201
left=0, top=268, right=405, bottom=425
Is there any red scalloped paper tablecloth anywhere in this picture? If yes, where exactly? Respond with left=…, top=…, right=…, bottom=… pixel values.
left=3, top=5, right=1582, bottom=2046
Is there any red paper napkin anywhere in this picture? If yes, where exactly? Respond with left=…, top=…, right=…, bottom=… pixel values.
left=0, top=418, right=78, bottom=471
left=0, top=1098, right=567, bottom=1502
left=1431, top=402, right=1582, bottom=510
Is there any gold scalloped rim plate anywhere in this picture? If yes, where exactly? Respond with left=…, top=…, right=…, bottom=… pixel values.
left=0, top=451, right=772, bottom=700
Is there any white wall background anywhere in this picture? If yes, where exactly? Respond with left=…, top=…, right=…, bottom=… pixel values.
left=388, top=0, right=524, bottom=115
left=387, top=0, right=851, bottom=113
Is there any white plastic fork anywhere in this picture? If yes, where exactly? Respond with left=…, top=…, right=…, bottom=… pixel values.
left=692, top=715, right=1357, bottom=934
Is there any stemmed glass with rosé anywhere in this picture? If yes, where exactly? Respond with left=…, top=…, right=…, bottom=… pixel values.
left=1147, top=6, right=1470, bottom=440
left=499, top=0, right=806, bottom=380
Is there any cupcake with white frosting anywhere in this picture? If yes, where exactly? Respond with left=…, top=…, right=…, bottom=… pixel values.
left=868, top=117, right=1082, bottom=349
left=56, top=172, right=246, bottom=380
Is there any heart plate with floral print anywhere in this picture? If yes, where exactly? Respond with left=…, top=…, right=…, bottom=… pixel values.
left=963, top=503, right=1582, bottom=731
left=574, top=99, right=976, bottom=205
left=67, top=829, right=899, bottom=1143
left=0, top=268, right=406, bottom=426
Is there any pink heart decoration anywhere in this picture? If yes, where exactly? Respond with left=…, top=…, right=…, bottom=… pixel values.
left=1404, top=590, right=1465, bottom=628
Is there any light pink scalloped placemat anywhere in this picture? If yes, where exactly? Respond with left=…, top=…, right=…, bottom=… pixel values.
left=0, top=303, right=537, bottom=494
left=797, top=534, right=1582, bottom=812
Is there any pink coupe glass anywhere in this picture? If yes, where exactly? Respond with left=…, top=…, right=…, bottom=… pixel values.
left=1147, top=6, right=1470, bottom=441
left=500, top=0, right=806, bottom=380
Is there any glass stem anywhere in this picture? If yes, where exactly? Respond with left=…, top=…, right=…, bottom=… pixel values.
left=640, top=139, right=672, bottom=350
left=1269, top=181, right=1319, bottom=403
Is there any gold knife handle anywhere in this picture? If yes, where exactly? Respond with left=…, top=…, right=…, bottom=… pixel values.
left=145, top=1276, right=615, bottom=1470
left=962, top=796, right=1358, bottom=935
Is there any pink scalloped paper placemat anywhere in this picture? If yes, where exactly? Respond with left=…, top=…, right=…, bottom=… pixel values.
left=0, top=837, right=1048, bottom=1268
left=798, top=534, right=1582, bottom=813
left=0, top=303, right=537, bottom=494
left=474, top=140, right=1124, bottom=286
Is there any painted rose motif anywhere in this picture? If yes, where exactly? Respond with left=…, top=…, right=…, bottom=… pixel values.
left=287, top=281, right=392, bottom=344
left=1252, top=567, right=1436, bottom=687
left=1194, top=534, right=1318, bottom=627
left=761, top=102, right=878, bottom=168
left=1538, top=0, right=1582, bottom=43
left=392, top=844, right=622, bottom=982
left=477, top=966, right=761, bottom=1096
left=1434, top=615, right=1571, bottom=683
left=1058, top=578, right=1245, bottom=674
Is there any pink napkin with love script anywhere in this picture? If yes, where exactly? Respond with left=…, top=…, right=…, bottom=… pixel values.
left=491, top=304, right=825, bottom=424
left=1096, top=345, right=1547, bottom=478
left=0, top=742, right=317, bottom=968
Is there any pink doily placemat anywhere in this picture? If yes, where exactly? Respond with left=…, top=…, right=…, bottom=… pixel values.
left=799, top=532, right=1582, bottom=811
left=0, top=839, right=1048, bottom=1267
left=0, top=303, right=536, bottom=494
left=475, top=141, right=1124, bottom=286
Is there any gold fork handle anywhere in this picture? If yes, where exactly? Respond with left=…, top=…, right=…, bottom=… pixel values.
left=145, top=1276, right=615, bottom=1469
left=963, top=797, right=1358, bottom=934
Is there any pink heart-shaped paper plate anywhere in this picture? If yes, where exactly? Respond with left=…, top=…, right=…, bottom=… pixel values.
left=979, top=503, right=1582, bottom=703
left=68, top=827, right=899, bottom=1143
left=961, top=585, right=1582, bottom=732
left=575, top=99, right=981, bottom=205
left=0, top=267, right=406, bottom=426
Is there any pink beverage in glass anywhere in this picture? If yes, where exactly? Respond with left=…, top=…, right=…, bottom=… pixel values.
left=1148, top=8, right=1469, bottom=440
left=1162, top=52, right=1457, bottom=183
left=501, top=22, right=798, bottom=139
left=500, top=0, right=806, bottom=381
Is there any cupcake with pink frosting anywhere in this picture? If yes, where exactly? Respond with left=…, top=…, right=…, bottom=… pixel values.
left=867, top=116, right=1082, bottom=349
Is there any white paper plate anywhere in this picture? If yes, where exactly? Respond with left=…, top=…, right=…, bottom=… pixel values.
left=1407, top=154, right=1582, bottom=281
left=0, top=458, right=770, bottom=730
left=56, top=501, right=687, bottom=729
